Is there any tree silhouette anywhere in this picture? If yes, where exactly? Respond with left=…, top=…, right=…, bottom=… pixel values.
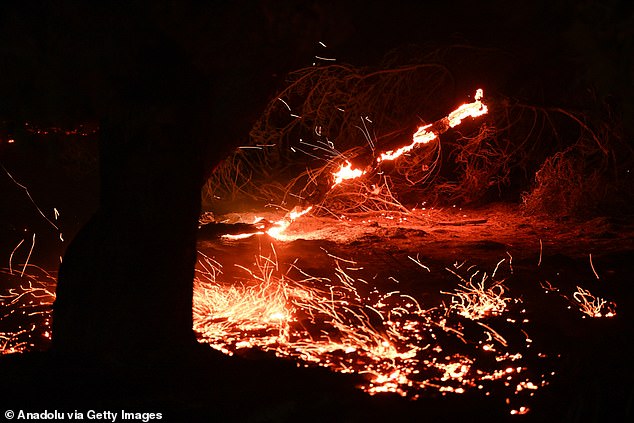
left=0, top=0, right=329, bottom=363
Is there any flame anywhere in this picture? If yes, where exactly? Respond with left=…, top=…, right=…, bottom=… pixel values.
left=221, top=206, right=313, bottom=242
left=266, top=206, right=313, bottom=241
left=378, top=89, right=487, bottom=163
left=447, top=88, right=488, bottom=128
left=332, top=161, right=366, bottom=187
left=378, top=125, right=438, bottom=162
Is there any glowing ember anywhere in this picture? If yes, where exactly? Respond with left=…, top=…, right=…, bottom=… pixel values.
left=221, top=206, right=313, bottom=241
left=542, top=280, right=617, bottom=319
left=442, top=262, right=510, bottom=320
left=572, top=286, right=616, bottom=318
left=266, top=206, right=313, bottom=241
left=192, top=254, right=297, bottom=351
left=191, top=249, right=545, bottom=408
left=1, top=247, right=555, bottom=414
left=0, top=267, right=56, bottom=355
left=510, top=406, right=530, bottom=415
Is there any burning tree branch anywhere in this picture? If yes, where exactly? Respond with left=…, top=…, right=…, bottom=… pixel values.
left=211, top=89, right=488, bottom=240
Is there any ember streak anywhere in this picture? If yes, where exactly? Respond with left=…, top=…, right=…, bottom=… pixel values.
left=0, top=267, right=55, bottom=354
left=192, top=250, right=550, bottom=411
left=572, top=286, right=616, bottom=318
left=0, top=247, right=618, bottom=415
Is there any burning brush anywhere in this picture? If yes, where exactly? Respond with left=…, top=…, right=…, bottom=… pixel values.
left=207, top=89, right=489, bottom=241
left=313, top=89, right=488, bottom=202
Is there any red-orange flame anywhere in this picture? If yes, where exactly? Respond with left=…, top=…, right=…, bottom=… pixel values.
left=332, top=161, right=366, bottom=187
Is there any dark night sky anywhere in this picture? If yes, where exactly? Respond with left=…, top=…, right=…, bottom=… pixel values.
left=1, top=0, right=631, bottom=136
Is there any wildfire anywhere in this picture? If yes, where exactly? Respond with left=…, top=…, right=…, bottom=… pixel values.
left=191, top=249, right=545, bottom=406
left=1, top=247, right=553, bottom=413
left=220, top=90, right=489, bottom=243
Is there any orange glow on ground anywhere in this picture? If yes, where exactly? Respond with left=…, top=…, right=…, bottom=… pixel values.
left=191, top=250, right=549, bottom=406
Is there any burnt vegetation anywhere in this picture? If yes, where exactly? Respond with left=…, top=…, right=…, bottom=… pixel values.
left=204, top=43, right=634, bottom=219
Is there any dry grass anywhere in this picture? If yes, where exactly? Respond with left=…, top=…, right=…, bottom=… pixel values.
left=203, top=48, right=456, bottom=210
left=203, top=46, right=632, bottom=218
left=521, top=103, right=632, bottom=217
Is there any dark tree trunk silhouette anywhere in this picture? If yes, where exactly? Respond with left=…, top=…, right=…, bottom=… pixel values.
left=51, top=116, right=205, bottom=362
left=45, top=1, right=326, bottom=364
left=50, top=33, right=211, bottom=363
